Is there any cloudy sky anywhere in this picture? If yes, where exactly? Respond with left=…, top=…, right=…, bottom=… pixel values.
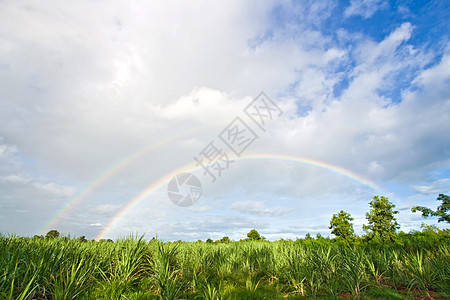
left=1, top=0, right=449, bottom=241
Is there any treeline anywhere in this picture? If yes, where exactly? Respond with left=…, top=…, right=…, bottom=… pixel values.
left=34, top=194, right=450, bottom=245
left=34, top=223, right=450, bottom=250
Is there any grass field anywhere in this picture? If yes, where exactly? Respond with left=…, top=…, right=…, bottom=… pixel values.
left=1, top=230, right=449, bottom=299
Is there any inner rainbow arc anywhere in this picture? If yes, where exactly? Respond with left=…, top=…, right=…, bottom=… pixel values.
left=95, top=153, right=382, bottom=240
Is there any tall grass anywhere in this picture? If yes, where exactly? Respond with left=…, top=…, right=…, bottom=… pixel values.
left=0, top=231, right=449, bottom=299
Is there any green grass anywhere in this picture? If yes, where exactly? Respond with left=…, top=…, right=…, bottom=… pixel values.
left=0, top=231, right=449, bottom=299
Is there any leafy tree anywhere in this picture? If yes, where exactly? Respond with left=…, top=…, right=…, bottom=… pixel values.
left=329, top=210, right=355, bottom=240
left=45, top=230, right=60, bottom=239
left=206, top=238, right=213, bottom=243
left=363, top=196, right=400, bottom=241
left=305, top=233, right=312, bottom=240
left=412, top=194, right=450, bottom=223
left=219, top=236, right=231, bottom=243
left=77, top=236, right=88, bottom=242
left=247, top=229, right=261, bottom=241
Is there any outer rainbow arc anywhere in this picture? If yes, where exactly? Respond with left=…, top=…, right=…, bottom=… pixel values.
left=39, top=124, right=220, bottom=236
left=95, top=153, right=382, bottom=240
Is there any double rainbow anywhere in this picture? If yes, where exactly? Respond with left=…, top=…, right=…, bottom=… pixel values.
left=94, top=153, right=381, bottom=240
left=39, top=125, right=218, bottom=235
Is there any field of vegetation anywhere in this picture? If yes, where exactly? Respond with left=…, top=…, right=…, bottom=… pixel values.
left=1, top=195, right=449, bottom=299
left=1, top=228, right=449, bottom=300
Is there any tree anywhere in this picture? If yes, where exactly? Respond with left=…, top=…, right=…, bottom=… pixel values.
left=247, top=229, right=261, bottom=241
left=412, top=194, right=450, bottom=223
left=45, top=230, right=60, bottom=239
left=206, top=238, right=213, bottom=243
left=77, top=236, right=87, bottom=242
left=363, top=196, right=400, bottom=241
left=329, top=210, right=355, bottom=240
left=219, top=236, right=231, bottom=243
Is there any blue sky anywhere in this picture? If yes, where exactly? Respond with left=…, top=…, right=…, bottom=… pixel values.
left=0, top=0, right=449, bottom=241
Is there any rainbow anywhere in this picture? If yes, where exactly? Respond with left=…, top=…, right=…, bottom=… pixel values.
left=95, top=153, right=382, bottom=240
left=39, top=125, right=218, bottom=235
left=94, top=161, right=199, bottom=240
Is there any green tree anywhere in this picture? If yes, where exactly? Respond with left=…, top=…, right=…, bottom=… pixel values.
left=77, top=236, right=88, bottom=242
left=206, top=238, right=213, bottom=243
left=329, top=210, right=355, bottom=240
left=247, top=229, right=261, bottom=241
left=219, top=236, right=231, bottom=243
left=412, top=194, right=450, bottom=223
left=363, top=196, right=400, bottom=241
left=45, top=230, right=60, bottom=239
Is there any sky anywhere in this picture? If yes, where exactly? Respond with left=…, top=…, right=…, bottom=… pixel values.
left=0, top=0, right=449, bottom=241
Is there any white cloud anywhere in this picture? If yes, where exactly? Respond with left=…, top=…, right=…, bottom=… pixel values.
left=32, top=182, right=76, bottom=198
left=413, top=179, right=450, bottom=195
left=0, top=174, right=31, bottom=184
left=353, top=23, right=414, bottom=69
left=158, top=87, right=251, bottom=124
left=344, top=0, right=388, bottom=18
left=0, top=139, right=17, bottom=158
left=91, top=204, right=122, bottom=214
left=188, top=206, right=211, bottom=213
left=230, top=200, right=291, bottom=217
left=0, top=139, right=76, bottom=198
